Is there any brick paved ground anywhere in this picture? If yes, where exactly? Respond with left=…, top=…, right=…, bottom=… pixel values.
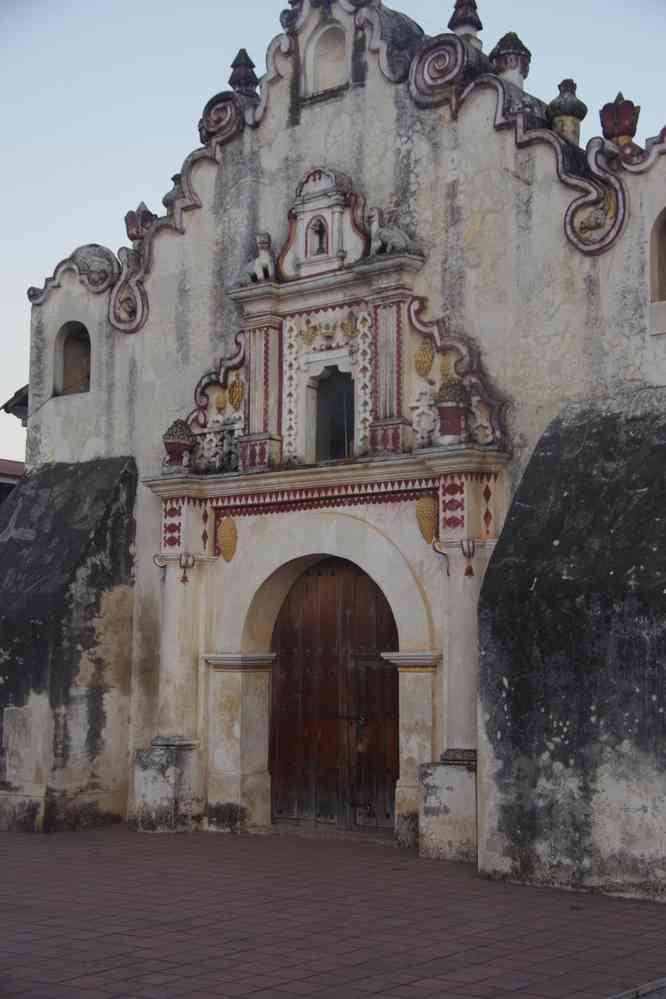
left=1, top=828, right=665, bottom=999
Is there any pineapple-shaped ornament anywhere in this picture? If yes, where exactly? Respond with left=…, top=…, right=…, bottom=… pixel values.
left=228, top=373, right=245, bottom=412
left=415, top=339, right=435, bottom=380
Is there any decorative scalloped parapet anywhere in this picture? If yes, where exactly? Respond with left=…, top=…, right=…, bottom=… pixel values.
left=27, top=244, right=120, bottom=305
left=29, top=1, right=665, bottom=327
left=353, top=2, right=424, bottom=84
left=409, top=34, right=627, bottom=256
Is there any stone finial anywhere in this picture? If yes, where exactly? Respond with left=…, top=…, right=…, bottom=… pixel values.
left=448, top=0, right=483, bottom=38
left=489, top=32, right=531, bottom=89
left=125, top=202, right=157, bottom=243
left=229, top=48, right=259, bottom=99
left=162, top=174, right=184, bottom=213
left=600, top=92, right=641, bottom=146
left=548, top=80, right=588, bottom=146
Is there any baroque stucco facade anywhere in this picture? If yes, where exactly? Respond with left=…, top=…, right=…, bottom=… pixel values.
left=3, top=0, right=666, bottom=889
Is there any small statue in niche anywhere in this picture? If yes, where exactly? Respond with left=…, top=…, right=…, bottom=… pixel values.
left=368, top=207, right=418, bottom=256
left=310, top=218, right=328, bottom=256
left=247, top=233, right=276, bottom=283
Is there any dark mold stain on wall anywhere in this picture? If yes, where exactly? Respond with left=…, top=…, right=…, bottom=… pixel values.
left=0, top=457, right=137, bottom=831
left=479, top=388, right=666, bottom=891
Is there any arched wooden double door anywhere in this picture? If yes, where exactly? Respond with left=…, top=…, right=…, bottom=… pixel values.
left=270, top=558, right=399, bottom=830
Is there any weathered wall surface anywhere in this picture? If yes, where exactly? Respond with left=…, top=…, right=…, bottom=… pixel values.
left=478, top=387, right=666, bottom=893
left=18, top=2, right=666, bottom=839
left=0, top=458, right=136, bottom=831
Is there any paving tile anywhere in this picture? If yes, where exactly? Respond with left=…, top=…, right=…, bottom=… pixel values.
left=0, top=829, right=665, bottom=999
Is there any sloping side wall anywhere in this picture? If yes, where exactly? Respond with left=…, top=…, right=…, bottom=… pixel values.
left=0, top=458, right=137, bottom=831
left=478, top=388, right=666, bottom=894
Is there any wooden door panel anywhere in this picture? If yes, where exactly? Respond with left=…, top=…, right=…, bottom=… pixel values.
left=271, top=558, right=398, bottom=830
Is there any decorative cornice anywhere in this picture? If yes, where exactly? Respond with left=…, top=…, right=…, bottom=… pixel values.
left=205, top=653, right=276, bottom=672
left=143, top=447, right=508, bottom=500
left=381, top=652, right=442, bottom=671
left=230, top=253, right=424, bottom=320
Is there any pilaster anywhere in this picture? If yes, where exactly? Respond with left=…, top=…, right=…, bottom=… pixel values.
left=205, top=654, right=274, bottom=831
left=382, top=652, right=441, bottom=847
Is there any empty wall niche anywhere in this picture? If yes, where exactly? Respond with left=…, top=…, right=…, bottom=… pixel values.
left=316, top=367, right=354, bottom=462
left=312, top=25, right=347, bottom=94
left=650, top=209, right=666, bottom=335
left=55, top=322, right=91, bottom=396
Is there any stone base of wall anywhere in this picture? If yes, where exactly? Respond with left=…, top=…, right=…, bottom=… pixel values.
left=0, top=788, right=126, bottom=833
left=0, top=790, right=46, bottom=832
left=418, top=756, right=477, bottom=863
left=133, top=741, right=204, bottom=832
left=206, top=771, right=271, bottom=833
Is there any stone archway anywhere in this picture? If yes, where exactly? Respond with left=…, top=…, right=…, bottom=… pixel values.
left=233, top=511, right=435, bottom=654
left=204, top=511, right=440, bottom=839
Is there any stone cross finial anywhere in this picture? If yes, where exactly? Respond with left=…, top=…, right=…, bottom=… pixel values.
left=448, top=0, right=483, bottom=35
left=229, top=49, right=259, bottom=98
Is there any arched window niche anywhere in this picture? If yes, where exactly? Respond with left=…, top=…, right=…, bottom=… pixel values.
left=54, top=321, right=91, bottom=396
left=650, top=209, right=666, bottom=335
left=308, top=24, right=348, bottom=96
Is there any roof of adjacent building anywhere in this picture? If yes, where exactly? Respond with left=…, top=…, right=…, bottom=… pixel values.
left=0, top=459, right=25, bottom=480
left=2, top=384, right=29, bottom=417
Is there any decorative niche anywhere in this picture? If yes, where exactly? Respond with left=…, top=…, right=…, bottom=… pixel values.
left=304, top=22, right=348, bottom=98
left=54, top=321, right=91, bottom=397
left=650, top=207, right=666, bottom=335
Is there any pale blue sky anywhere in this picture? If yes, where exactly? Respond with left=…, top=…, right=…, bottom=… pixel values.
left=1, top=0, right=665, bottom=460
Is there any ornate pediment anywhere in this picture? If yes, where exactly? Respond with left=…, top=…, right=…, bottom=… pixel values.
left=160, top=167, right=509, bottom=480
left=278, top=168, right=368, bottom=281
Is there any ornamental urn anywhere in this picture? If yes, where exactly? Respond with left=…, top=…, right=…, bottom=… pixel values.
left=163, top=419, right=196, bottom=466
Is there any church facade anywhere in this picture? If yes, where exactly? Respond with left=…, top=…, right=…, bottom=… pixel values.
left=3, top=0, right=666, bottom=891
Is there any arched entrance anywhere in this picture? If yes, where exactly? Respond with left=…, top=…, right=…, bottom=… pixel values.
left=270, top=557, right=399, bottom=831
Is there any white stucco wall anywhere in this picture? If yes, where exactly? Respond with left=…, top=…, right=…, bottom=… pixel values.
left=20, top=1, right=666, bottom=827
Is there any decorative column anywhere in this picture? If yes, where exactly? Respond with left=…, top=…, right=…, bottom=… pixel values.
left=205, top=654, right=274, bottom=831
left=382, top=652, right=441, bottom=848
left=369, top=300, right=413, bottom=455
left=238, top=323, right=283, bottom=473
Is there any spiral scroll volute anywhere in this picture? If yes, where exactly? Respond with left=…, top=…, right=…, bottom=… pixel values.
left=198, top=92, right=245, bottom=147
left=409, top=33, right=488, bottom=109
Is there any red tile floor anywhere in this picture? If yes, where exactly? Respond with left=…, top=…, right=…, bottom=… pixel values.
left=1, top=828, right=665, bottom=999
